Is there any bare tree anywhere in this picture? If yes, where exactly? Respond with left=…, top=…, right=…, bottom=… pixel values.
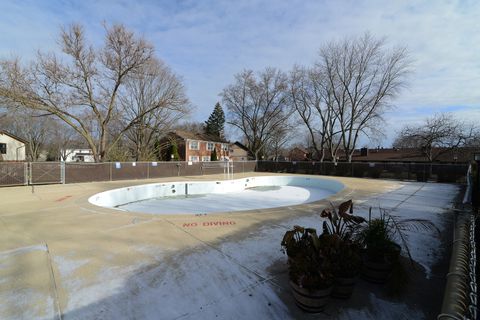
left=466, top=131, right=480, bottom=148
left=289, top=65, right=340, bottom=161
left=174, top=121, right=205, bottom=134
left=48, top=121, right=81, bottom=161
left=221, top=68, right=292, bottom=160
left=319, top=33, right=410, bottom=162
left=264, top=123, right=293, bottom=160
left=0, top=24, right=184, bottom=162
left=0, top=110, right=53, bottom=161
left=393, top=113, right=476, bottom=161
left=120, top=59, right=189, bottom=161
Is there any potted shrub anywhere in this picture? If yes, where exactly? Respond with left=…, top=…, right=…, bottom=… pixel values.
left=358, top=212, right=401, bottom=284
left=281, top=226, right=334, bottom=312
left=319, top=200, right=365, bottom=299
left=319, top=234, right=363, bottom=299
left=332, top=240, right=362, bottom=298
left=356, top=207, right=439, bottom=287
left=281, top=225, right=310, bottom=261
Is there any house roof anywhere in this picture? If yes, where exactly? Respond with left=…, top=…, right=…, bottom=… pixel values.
left=0, top=130, right=28, bottom=144
left=232, top=141, right=249, bottom=151
left=171, top=130, right=228, bottom=143
left=349, top=147, right=479, bottom=163
left=290, top=147, right=307, bottom=154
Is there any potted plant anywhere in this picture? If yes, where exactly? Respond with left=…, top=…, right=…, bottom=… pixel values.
left=358, top=211, right=401, bottom=284
left=281, top=226, right=334, bottom=312
left=319, top=200, right=365, bottom=299
left=332, top=239, right=362, bottom=298
left=356, top=207, right=439, bottom=287
left=281, top=225, right=311, bottom=261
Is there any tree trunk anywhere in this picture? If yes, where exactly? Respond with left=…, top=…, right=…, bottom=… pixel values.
left=319, top=148, right=325, bottom=162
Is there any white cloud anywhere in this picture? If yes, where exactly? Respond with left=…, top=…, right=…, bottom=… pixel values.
left=0, top=0, right=479, bottom=145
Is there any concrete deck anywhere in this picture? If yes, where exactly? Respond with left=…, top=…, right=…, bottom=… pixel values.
left=0, top=173, right=460, bottom=319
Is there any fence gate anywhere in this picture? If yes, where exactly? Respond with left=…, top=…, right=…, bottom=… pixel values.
left=30, top=162, right=64, bottom=185
left=0, top=162, right=28, bottom=186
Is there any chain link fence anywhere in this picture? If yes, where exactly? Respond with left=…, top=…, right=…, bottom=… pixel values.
left=467, top=214, right=477, bottom=319
left=0, top=160, right=469, bottom=187
left=438, top=210, right=478, bottom=320
left=0, top=161, right=258, bottom=186
left=30, top=162, right=63, bottom=185
left=0, top=162, right=28, bottom=186
left=65, top=161, right=250, bottom=182
left=257, top=161, right=468, bottom=183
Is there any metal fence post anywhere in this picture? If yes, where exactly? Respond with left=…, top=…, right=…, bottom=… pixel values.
left=24, top=162, right=28, bottom=185
left=28, top=162, right=32, bottom=185
left=60, top=162, right=65, bottom=184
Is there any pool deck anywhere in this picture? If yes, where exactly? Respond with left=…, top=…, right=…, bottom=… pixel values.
left=0, top=173, right=460, bottom=319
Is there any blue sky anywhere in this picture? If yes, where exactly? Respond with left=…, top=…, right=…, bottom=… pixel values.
left=1, top=0, right=479, bottom=146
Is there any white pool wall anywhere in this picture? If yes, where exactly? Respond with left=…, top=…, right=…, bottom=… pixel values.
left=88, top=175, right=344, bottom=208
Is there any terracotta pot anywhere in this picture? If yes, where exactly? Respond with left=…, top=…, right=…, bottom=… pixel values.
left=289, top=281, right=332, bottom=313
left=331, top=276, right=357, bottom=299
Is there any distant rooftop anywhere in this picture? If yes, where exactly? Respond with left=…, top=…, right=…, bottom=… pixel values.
left=171, top=130, right=228, bottom=143
left=350, top=147, right=479, bottom=163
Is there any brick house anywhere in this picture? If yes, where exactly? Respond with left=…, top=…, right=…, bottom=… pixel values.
left=160, top=130, right=230, bottom=162
left=288, top=147, right=308, bottom=161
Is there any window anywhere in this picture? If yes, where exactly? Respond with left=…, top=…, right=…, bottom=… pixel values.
left=0, top=143, right=6, bottom=154
left=189, top=156, right=199, bottom=162
left=207, top=142, right=214, bottom=151
left=222, top=144, right=229, bottom=151
left=202, top=156, right=210, bottom=162
left=189, top=140, right=199, bottom=150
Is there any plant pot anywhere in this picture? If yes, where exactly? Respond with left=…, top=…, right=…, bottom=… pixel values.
left=361, top=258, right=393, bottom=284
left=289, top=281, right=332, bottom=313
left=331, top=276, right=357, bottom=299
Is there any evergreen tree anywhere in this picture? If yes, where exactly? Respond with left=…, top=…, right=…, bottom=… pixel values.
left=210, top=148, right=218, bottom=161
left=204, top=102, right=225, bottom=139
left=167, top=143, right=180, bottom=161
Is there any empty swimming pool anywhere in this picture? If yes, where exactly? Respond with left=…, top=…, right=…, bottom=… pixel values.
left=88, top=176, right=344, bottom=215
